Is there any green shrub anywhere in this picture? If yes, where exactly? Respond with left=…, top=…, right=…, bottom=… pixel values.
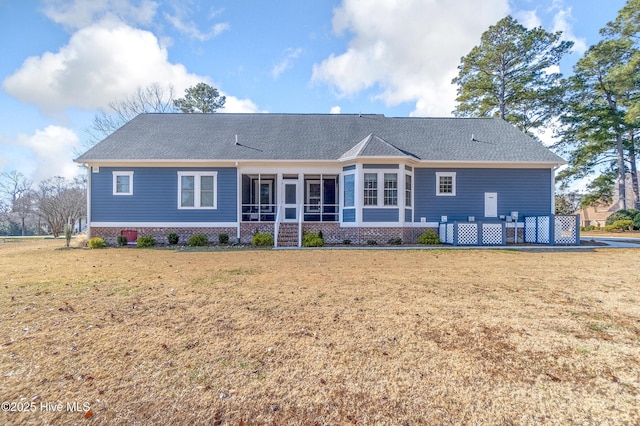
left=367, top=239, right=377, bottom=245
left=252, top=232, right=274, bottom=247
left=117, top=235, right=128, bottom=246
left=218, top=233, right=230, bottom=245
left=605, top=209, right=640, bottom=226
left=302, top=232, right=324, bottom=247
left=581, top=225, right=597, bottom=231
left=388, top=237, right=402, bottom=245
left=604, top=219, right=633, bottom=232
left=188, top=234, right=209, bottom=247
left=167, top=233, right=179, bottom=245
left=634, top=213, right=640, bottom=230
left=318, top=230, right=323, bottom=240
left=418, top=229, right=441, bottom=245
left=137, top=236, right=156, bottom=247
left=343, top=239, right=352, bottom=245
left=88, top=237, right=107, bottom=249
left=64, top=224, right=72, bottom=248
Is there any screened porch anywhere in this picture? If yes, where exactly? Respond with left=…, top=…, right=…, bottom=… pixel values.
left=241, top=174, right=339, bottom=222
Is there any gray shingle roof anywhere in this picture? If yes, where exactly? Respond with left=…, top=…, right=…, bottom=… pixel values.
left=75, top=113, right=565, bottom=164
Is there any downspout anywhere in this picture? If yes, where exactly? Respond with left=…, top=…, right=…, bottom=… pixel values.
left=86, top=165, right=92, bottom=239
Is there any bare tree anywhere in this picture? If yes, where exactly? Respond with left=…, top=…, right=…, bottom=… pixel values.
left=0, top=171, right=34, bottom=235
left=86, top=82, right=176, bottom=147
left=35, top=177, right=86, bottom=237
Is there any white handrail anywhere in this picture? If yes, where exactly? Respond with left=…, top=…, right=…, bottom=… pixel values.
left=274, top=204, right=282, bottom=248
left=298, top=204, right=303, bottom=247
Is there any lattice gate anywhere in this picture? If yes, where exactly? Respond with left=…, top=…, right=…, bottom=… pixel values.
left=524, top=215, right=579, bottom=245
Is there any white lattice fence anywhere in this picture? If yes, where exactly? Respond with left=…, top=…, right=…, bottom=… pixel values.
left=525, top=217, right=537, bottom=243
left=555, top=215, right=579, bottom=244
left=482, top=223, right=504, bottom=245
left=438, top=222, right=505, bottom=245
left=457, top=223, right=478, bottom=245
left=439, top=224, right=446, bottom=243
left=524, top=215, right=579, bottom=245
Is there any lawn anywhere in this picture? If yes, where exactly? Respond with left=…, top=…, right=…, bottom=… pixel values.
left=1, top=239, right=639, bottom=425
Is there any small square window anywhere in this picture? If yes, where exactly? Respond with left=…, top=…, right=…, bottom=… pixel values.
left=113, top=171, right=134, bottom=195
left=436, top=172, right=456, bottom=196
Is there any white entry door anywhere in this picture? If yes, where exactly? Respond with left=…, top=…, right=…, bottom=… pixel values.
left=484, top=192, right=498, bottom=218
left=283, top=181, right=298, bottom=222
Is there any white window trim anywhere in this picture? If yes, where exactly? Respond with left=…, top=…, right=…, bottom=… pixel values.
left=405, top=172, right=413, bottom=208
left=383, top=173, right=398, bottom=206
left=112, top=171, right=134, bottom=196
left=362, top=171, right=399, bottom=208
left=343, top=173, right=356, bottom=208
left=436, top=172, right=456, bottom=196
left=178, top=171, right=218, bottom=209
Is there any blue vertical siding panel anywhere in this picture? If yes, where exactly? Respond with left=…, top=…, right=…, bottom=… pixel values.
left=413, top=168, right=552, bottom=222
left=362, top=208, right=399, bottom=222
left=342, top=208, right=356, bottom=222
left=405, top=208, right=412, bottom=222
left=91, top=167, right=237, bottom=222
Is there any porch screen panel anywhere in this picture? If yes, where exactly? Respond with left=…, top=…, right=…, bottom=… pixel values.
left=285, top=184, right=296, bottom=204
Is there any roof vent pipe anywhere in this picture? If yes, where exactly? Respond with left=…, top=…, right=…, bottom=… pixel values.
left=235, top=134, right=239, bottom=145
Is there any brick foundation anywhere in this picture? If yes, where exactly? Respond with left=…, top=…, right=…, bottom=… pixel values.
left=91, top=223, right=440, bottom=246
left=91, top=226, right=238, bottom=246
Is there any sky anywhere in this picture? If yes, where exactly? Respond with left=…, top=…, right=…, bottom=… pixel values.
left=0, top=0, right=630, bottom=184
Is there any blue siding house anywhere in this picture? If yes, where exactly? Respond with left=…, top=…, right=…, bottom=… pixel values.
left=75, top=113, right=567, bottom=246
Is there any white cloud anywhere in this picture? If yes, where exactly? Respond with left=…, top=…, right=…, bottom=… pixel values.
left=163, top=7, right=229, bottom=41
left=221, top=94, right=263, bottom=113
left=550, top=6, right=587, bottom=54
left=330, top=106, right=341, bottom=114
left=41, top=0, right=158, bottom=30
left=271, top=48, right=303, bottom=79
left=515, top=2, right=587, bottom=55
left=514, top=9, right=543, bottom=29
left=2, top=20, right=206, bottom=114
left=312, top=0, right=510, bottom=116
left=14, top=126, right=80, bottom=182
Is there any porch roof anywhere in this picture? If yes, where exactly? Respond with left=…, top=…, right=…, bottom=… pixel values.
left=76, top=113, right=566, bottom=165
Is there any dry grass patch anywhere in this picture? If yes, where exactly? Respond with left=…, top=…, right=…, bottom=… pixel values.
left=1, top=240, right=639, bottom=425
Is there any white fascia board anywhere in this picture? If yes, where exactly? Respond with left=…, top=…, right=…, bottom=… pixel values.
left=339, top=221, right=439, bottom=228
left=75, top=160, right=239, bottom=168
left=338, top=156, right=418, bottom=164
left=413, top=161, right=564, bottom=168
left=90, top=222, right=239, bottom=228
left=238, top=165, right=341, bottom=174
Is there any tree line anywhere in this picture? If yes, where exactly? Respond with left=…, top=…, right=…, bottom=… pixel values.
left=0, top=83, right=226, bottom=237
left=0, top=171, right=86, bottom=237
left=452, top=0, right=640, bottom=212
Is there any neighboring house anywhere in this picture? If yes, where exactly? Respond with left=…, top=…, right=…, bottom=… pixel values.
left=575, top=205, right=613, bottom=228
left=74, top=113, right=567, bottom=246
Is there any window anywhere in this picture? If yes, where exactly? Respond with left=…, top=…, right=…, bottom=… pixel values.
left=405, top=174, right=412, bottom=207
left=178, top=172, right=217, bottom=209
left=363, top=173, right=378, bottom=206
left=383, top=173, right=398, bottom=206
left=436, top=172, right=456, bottom=196
left=113, top=171, right=133, bottom=195
left=344, top=174, right=355, bottom=207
